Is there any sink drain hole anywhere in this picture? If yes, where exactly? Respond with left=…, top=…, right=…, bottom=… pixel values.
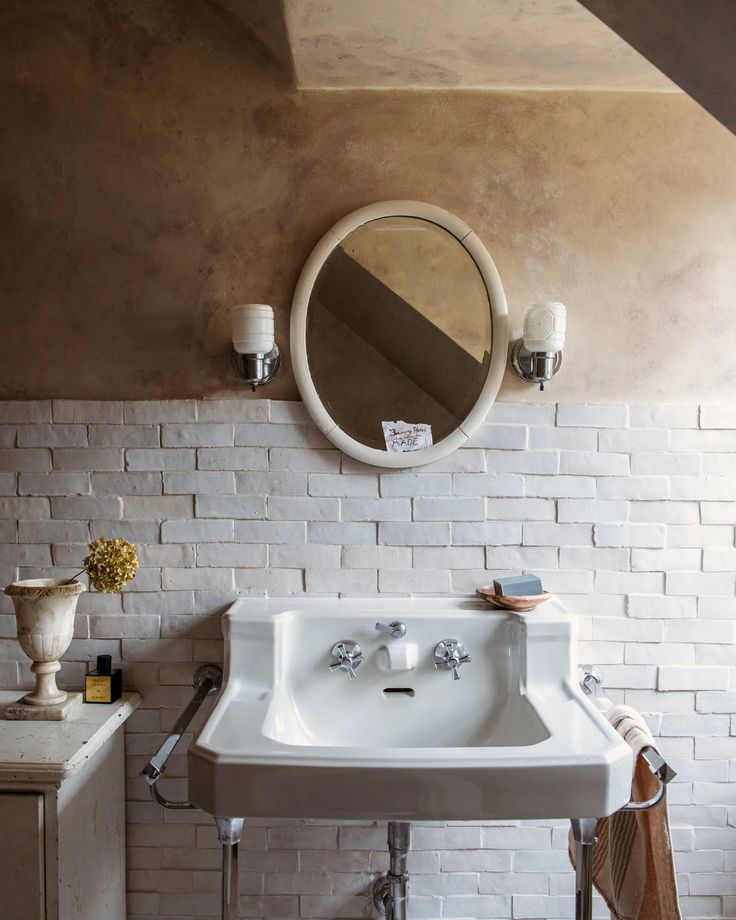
left=382, top=688, right=415, bottom=697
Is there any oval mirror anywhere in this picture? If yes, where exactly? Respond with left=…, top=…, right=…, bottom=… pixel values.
left=291, top=201, right=509, bottom=468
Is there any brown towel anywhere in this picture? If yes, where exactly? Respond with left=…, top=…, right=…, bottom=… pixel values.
left=569, top=704, right=682, bottom=920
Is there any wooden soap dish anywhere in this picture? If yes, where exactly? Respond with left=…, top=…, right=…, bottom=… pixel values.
left=475, top=586, right=551, bottom=611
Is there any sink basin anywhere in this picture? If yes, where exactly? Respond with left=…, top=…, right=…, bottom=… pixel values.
left=188, top=597, right=632, bottom=821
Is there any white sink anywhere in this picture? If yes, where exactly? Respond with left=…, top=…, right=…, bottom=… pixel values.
left=188, top=597, right=632, bottom=821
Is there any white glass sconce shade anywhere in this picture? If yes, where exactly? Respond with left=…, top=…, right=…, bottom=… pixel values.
left=232, top=304, right=275, bottom=355
left=511, top=302, right=566, bottom=390
left=231, top=303, right=281, bottom=390
left=523, top=302, right=566, bottom=353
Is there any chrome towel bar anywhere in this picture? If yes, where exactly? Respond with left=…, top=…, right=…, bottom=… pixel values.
left=141, top=663, right=222, bottom=809
left=579, top=664, right=677, bottom=811
left=141, top=664, right=243, bottom=920
left=573, top=665, right=678, bottom=920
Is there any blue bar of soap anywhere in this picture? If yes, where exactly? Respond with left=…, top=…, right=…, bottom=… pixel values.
left=492, top=574, right=543, bottom=596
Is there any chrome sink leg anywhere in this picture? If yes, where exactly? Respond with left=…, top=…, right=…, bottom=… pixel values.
left=215, top=817, right=245, bottom=920
left=373, top=822, right=410, bottom=919
left=570, top=817, right=599, bottom=920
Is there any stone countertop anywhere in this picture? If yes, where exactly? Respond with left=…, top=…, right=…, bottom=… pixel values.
left=0, top=691, right=141, bottom=785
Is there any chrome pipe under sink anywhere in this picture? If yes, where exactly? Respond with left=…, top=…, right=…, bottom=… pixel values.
left=373, top=822, right=410, bottom=920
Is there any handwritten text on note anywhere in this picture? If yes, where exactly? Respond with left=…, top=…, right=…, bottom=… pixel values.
left=382, top=420, right=433, bottom=453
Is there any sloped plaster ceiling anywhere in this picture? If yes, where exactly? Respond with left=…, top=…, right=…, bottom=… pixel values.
left=579, top=0, right=736, bottom=135
left=217, top=0, right=676, bottom=91
left=212, top=0, right=295, bottom=81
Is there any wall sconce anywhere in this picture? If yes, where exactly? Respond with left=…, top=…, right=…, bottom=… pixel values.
left=231, top=304, right=281, bottom=391
left=511, top=302, right=566, bottom=391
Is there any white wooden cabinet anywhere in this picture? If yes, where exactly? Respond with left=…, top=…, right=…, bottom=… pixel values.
left=0, top=692, right=140, bottom=920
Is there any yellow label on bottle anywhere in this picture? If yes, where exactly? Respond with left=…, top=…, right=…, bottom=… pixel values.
left=85, top=676, right=111, bottom=703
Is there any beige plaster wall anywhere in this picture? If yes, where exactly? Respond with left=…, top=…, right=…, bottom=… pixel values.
left=1, top=0, right=735, bottom=404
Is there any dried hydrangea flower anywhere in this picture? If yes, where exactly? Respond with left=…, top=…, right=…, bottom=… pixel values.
left=82, top=537, right=139, bottom=593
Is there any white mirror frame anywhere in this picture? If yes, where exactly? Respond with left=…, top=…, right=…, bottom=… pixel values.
left=290, top=201, right=509, bottom=468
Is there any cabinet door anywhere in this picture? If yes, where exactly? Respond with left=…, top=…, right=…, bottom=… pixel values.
left=0, top=792, right=46, bottom=920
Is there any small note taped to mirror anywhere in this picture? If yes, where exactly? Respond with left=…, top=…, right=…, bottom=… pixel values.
left=382, top=421, right=433, bottom=453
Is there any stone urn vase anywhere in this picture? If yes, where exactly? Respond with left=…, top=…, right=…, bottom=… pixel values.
left=5, top=578, right=86, bottom=706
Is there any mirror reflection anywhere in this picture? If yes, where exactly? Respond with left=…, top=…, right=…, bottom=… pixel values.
left=305, top=217, right=492, bottom=451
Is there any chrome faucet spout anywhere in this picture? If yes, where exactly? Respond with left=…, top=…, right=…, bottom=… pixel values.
left=375, top=621, right=407, bottom=639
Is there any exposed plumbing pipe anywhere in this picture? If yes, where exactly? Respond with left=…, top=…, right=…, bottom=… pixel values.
left=373, top=822, right=411, bottom=919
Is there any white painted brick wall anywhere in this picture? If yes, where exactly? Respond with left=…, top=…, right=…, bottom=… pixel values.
left=0, top=398, right=734, bottom=919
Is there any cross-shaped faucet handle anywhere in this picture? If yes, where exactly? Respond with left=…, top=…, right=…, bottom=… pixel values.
left=434, top=640, right=471, bottom=681
left=329, top=640, right=364, bottom=680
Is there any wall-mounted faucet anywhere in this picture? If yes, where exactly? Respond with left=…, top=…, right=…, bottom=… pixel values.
left=434, top=640, right=471, bottom=681
left=329, top=640, right=364, bottom=680
left=375, top=621, right=407, bottom=639
left=328, top=633, right=470, bottom=681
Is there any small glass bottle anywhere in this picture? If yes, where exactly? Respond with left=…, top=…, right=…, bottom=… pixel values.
left=85, top=654, right=122, bottom=704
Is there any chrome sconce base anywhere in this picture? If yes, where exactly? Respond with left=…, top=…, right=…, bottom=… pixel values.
left=232, top=344, right=282, bottom=392
left=511, top=340, right=562, bottom=391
